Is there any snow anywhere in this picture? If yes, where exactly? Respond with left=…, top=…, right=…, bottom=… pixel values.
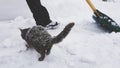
left=0, top=0, right=120, bottom=68
left=0, top=0, right=32, bottom=20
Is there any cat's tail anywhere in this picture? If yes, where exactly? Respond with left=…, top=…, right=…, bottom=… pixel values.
left=51, top=22, right=75, bottom=44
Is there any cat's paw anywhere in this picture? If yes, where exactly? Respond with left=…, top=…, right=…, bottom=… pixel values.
left=38, top=57, right=44, bottom=61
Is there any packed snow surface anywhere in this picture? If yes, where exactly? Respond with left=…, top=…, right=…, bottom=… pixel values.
left=0, top=0, right=120, bottom=68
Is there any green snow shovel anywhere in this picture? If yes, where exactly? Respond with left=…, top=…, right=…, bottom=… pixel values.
left=86, top=0, right=120, bottom=32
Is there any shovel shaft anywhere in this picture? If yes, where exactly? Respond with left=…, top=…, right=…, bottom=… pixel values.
left=86, top=0, right=99, bottom=16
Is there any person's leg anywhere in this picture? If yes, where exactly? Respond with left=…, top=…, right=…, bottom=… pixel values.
left=26, top=0, right=51, bottom=26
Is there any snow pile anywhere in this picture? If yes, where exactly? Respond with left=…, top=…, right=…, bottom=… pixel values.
left=0, top=0, right=120, bottom=68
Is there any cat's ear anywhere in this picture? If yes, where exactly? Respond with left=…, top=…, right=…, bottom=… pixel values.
left=19, top=28, right=23, bottom=32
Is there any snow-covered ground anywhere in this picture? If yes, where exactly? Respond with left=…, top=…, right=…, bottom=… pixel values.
left=0, top=0, right=32, bottom=20
left=0, top=0, right=120, bottom=68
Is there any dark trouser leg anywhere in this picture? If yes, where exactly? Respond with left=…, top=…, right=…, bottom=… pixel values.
left=26, top=0, right=51, bottom=26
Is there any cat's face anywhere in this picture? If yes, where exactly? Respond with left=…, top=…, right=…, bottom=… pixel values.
left=20, top=28, right=30, bottom=40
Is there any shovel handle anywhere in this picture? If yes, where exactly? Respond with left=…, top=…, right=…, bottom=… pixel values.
left=86, top=0, right=99, bottom=16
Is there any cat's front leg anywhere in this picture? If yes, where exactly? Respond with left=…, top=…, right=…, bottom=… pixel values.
left=25, top=44, right=30, bottom=50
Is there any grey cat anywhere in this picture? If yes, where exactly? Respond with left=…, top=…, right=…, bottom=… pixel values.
left=20, top=22, right=74, bottom=61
